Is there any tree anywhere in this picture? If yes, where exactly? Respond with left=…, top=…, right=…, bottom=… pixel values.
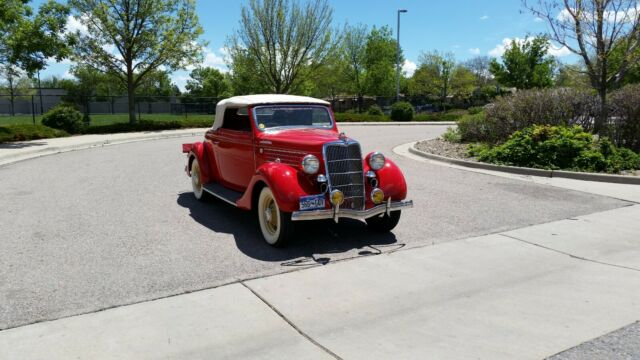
left=410, top=51, right=455, bottom=101
left=0, top=65, right=35, bottom=116
left=341, top=23, right=368, bottom=107
left=227, top=0, right=336, bottom=94
left=450, top=66, right=477, bottom=100
left=363, top=26, right=401, bottom=97
left=523, top=0, right=640, bottom=132
left=7, top=0, right=74, bottom=75
left=69, top=0, right=204, bottom=124
left=226, top=49, right=271, bottom=95
left=185, top=67, right=231, bottom=98
left=464, top=56, right=493, bottom=86
left=555, top=63, right=590, bottom=88
left=489, top=36, right=556, bottom=89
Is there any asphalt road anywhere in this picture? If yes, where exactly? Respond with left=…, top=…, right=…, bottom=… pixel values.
left=0, top=125, right=630, bottom=330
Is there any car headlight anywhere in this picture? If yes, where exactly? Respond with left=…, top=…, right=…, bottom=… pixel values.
left=369, top=152, right=385, bottom=170
left=301, top=154, right=320, bottom=174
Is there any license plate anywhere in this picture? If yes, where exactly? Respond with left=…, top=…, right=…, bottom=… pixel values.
left=299, top=194, right=326, bottom=211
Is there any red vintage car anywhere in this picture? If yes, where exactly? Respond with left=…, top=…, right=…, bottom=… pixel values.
left=182, top=95, right=413, bottom=246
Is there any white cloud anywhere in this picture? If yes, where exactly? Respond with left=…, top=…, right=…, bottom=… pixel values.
left=548, top=44, right=572, bottom=57
left=61, top=70, right=75, bottom=80
left=171, top=74, right=191, bottom=91
left=65, top=15, right=87, bottom=35
left=488, top=38, right=522, bottom=57
left=185, top=47, right=229, bottom=72
left=402, top=59, right=417, bottom=77
left=488, top=37, right=571, bottom=58
left=480, top=15, right=489, bottom=20
left=468, top=48, right=481, bottom=55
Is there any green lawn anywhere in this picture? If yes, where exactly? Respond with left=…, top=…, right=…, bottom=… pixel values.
left=0, top=113, right=214, bottom=126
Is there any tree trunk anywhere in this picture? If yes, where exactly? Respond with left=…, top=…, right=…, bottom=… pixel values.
left=595, top=87, right=607, bottom=134
left=127, top=71, right=137, bottom=124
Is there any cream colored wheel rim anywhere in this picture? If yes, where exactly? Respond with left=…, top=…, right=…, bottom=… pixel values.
left=258, top=188, right=281, bottom=244
left=191, top=159, right=204, bottom=199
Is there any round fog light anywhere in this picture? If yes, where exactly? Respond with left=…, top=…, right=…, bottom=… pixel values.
left=330, top=190, right=344, bottom=206
left=371, top=188, right=385, bottom=204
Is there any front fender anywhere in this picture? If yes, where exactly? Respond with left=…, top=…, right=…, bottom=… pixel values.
left=236, top=162, right=316, bottom=212
left=363, top=154, right=408, bottom=201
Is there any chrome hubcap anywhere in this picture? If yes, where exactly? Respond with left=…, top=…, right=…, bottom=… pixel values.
left=262, top=197, right=278, bottom=235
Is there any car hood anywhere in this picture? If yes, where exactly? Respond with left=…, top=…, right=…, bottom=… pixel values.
left=257, top=128, right=349, bottom=150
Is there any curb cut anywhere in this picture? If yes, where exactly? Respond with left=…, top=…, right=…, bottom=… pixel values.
left=408, top=144, right=640, bottom=185
left=338, top=121, right=455, bottom=126
left=0, top=129, right=207, bottom=167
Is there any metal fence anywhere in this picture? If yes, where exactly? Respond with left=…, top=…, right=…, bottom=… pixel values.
left=0, top=94, right=220, bottom=124
left=0, top=92, right=484, bottom=124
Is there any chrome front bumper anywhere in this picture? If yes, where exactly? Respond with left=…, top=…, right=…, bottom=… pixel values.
left=291, top=198, right=413, bottom=222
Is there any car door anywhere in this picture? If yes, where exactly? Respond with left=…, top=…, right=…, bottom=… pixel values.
left=209, top=107, right=255, bottom=191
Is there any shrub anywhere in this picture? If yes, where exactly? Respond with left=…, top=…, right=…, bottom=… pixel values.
left=367, top=105, right=383, bottom=116
left=390, top=101, right=414, bottom=121
left=457, top=113, right=500, bottom=143
left=609, top=84, right=640, bottom=152
left=475, top=125, right=640, bottom=173
left=441, top=127, right=461, bottom=143
left=0, top=124, right=68, bottom=143
left=484, top=88, right=600, bottom=142
left=467, top=106, right=484, bottom=115
left=41, top=104, right=84, bottom=134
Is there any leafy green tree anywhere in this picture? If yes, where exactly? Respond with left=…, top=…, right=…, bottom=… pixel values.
left=226, top=49, right=271, bottom=95
left=6, top=0, right=74, bottom=75
left=227, top=0, right=337, bottom=94
left=363, top=26, right=401, bottom=97
left=464, top=56, right=493, bottom=86
left=409, top=51, right=455, bottom=98
left=524, top=0, right=640, bottom=132
left=450, top=65, right=477, bottom=100
left=69, top=0, right=204, bottom=123
left=341, top=23, right=368, bottom=106
left=185, top=67, right=231, bottom=98
left=489, top=36, right=555, bottom=89
left=555, top=63, right=590, bottom=88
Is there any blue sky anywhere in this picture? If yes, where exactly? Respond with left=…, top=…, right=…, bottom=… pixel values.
left=36, top=0, right=574, bottom=89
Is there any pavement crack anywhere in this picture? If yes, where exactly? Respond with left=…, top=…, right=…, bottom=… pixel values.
left=499, top=233, right=640, bottom=273
left=240, top=282, right=343, bottom=360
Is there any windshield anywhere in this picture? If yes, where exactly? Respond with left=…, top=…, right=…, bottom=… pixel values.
left=252, top=105, right=333, bottom=131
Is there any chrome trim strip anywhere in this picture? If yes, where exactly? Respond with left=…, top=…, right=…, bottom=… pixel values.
left=201, top=187, right=238, bottom=207
left=291, top=200, right=413, bottom=221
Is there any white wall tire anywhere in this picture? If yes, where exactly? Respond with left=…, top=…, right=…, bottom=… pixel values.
left=191, top=158, right=206, bottom=201
left=257, top=187, right=293, bottom=247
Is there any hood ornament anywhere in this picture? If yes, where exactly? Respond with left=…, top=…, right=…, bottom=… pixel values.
left=338, top=132, right=347, bottom=142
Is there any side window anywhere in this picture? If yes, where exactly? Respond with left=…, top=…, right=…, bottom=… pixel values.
left=222, top=107, right=251, bottom=131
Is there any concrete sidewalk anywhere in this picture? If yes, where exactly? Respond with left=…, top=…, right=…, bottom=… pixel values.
left=2, top=204, right=639, bottom=359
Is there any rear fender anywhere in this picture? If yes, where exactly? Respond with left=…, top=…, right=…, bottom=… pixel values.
left=237, top=162, right=316, bottom=212
left=186, top=141, right=218, bottom=184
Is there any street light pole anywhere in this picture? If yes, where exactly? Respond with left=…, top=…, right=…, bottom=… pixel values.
left=396, top=9, right=407, bottom=102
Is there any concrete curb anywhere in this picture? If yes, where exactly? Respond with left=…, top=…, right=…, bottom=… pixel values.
left=409, top=143, right=640, bottom=185
left=0, top=129, right=208, bottom=167
left=338, top=121, right=455, bottom=126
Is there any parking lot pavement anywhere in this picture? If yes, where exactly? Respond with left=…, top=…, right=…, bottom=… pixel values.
left=2, top=205, right=639, bottom=359
left=0, top=125, right=632, bottom=331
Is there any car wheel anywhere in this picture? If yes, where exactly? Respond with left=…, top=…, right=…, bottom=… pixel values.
left=258, top=187, right=293, bottom=247
left=190, top=158, right=207, bottom=201
left=366, top=211, right=401, bottom=232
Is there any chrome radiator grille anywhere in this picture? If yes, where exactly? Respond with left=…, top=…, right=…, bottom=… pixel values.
left=323, top=141, right=365, bottom=210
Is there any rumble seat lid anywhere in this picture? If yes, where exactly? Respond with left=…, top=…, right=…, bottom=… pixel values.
left=212, top=94, right=330, bottom=130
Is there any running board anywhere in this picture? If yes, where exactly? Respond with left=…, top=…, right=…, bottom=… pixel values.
left=202, top=183, right=243, bottom=206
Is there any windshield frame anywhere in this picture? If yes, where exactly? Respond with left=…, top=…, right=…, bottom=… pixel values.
left=251, top=104, right=334, bottom=132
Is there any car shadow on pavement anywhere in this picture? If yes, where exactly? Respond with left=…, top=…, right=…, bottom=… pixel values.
left=177, top=192, right=403, bottom=265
